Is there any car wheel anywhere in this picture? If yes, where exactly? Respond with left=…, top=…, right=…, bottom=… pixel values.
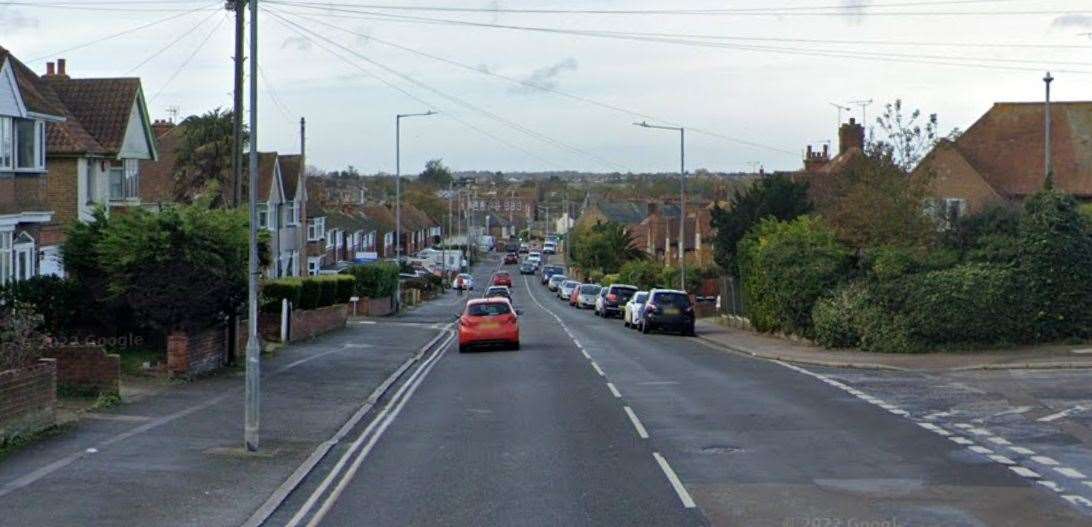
left=686, top=324, right=696, bottom=337
left=624, top=318, right=630, bottom=328
left=459, top=344, right=469, bottom=353
left=512, top=341, right=520, bottom=351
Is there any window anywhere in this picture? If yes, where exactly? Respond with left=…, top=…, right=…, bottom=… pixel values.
left=466, top=301, right=512, bottom=317
left=14, top=119, right=42, bottom=170
left=0, top=231, right=11, bottom=285
left=384, top=232, right=393, bottom=249
left=284, top=201, right=298, bottom=226
left=326, top=229, right=338, bottom=250
left=944, top=198, right=967, bottom=226
left=258, top=203, right=269, bottom=229
left=308, top=256, right=321, bottom=276
left=108, top=159, right=140, bottom=200
left=0, top=117, right=12, bottom=170
left=308, top=217, right=325, bottom=241
left=289, top=251, right=298, bottom=276
left=12, top=232, right=35, bottom=282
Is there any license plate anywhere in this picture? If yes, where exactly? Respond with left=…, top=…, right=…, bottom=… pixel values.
left=663, top=308, right=680, bottom=316
left=480, top=323, right=499, bottom=330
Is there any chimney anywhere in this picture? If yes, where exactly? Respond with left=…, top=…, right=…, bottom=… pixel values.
left=57, top=58, right=67, bottom=77
left=45, top=62, right=55, bottom=76
left=838, top=117, right=865, bottom=155
left=647, top=201, right=658, bottom=216
left=151, top=119, right=176, bottom=138
left=803, top=142, right=831, bottom=173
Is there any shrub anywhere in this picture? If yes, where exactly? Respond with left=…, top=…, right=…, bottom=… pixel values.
left=899, top=263, right=1021, bottom=346
left=738, top=216, right=852, bottom=337
left=811, top=284, right=866, bottom=348
left=260, top=278, right=301, bottom=313
left=585, top=269, right=605, bottom=284
left=0, top=302, right=46, bottom=371
left=618, top=260, right=665, bottom=290
left=299, top=279, right=322, bottom=310
left=601, top=274, right=619, bottom=286
left=333, top=275, right=356, bottom=303
left=660, top=265, right=703, bottom=293
left=317, top=277, right=338, bottom=307
left=0, top=276, right=82, bottom=336
left=1016, top=190, right=1092, bottom=342
left=350, top=262, right=399, bottom=299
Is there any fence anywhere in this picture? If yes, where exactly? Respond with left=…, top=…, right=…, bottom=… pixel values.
left=716, top=275, right=746, bottom=316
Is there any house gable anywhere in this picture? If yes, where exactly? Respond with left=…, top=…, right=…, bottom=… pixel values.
left=118, top=91, right=157, bottom=161
left=913, top=140, right=1004, bottom=215
left=0, top=58, right=27, bottom=118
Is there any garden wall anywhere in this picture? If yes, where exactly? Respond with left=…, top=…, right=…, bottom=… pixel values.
left=260, top=304, right=349, bottom=343
left=0, top=359, right=57, bottom=443
left=41, top=345, right=119, bottom=396
left=167, top=327, right=227, bottom=379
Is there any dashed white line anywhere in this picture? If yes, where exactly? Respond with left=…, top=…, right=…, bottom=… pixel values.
left=1054, top=467, right=1087, bottom=479
left=948, top=436, right=974, bottom=445
left=653, top=452, right=696, bottom=509
left=591, top=362, right=605, bottom=377
left=1009, top=447, right=1036, bottom=455
left=623, top=406, right=649, bottom=439
left=986, top=436, right=1012, bottom=446
left=1032, top=456, right=1060, bottom=466
left=988, top=455, right=1016, bottom=465
left=1040, top=480, right=1065, bottom=492
left=1038, top=406, right=1086, bottom=423
left=969, top=446, right=994, bottom=455
left=580, top=349, right=591, bottom=360
left=1010, top=466, right=1042, bottom=479
left=606, top=383, right=621, bottom=398
left=1063, top=495, right=1092, bottom=507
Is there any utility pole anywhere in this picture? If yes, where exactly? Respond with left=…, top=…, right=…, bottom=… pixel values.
left=244, top=0, right=260, bottom=452
left=1044, top=71, right=1054, bottom=188
left=230, top=0, right=246, bottom=207
left=394, top=111, right=436, bottom=309
left=300, top=116, right=306, bottom=276
left=634, top=121, right=687, bottom=291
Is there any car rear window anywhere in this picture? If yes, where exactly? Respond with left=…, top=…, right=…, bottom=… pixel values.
left=550, top=275, right=566, bottom=283
left=612, top=286, right=637, bottom=300
left=652, top=292, right=691, bottom=307
left=633, top=292, right=649, bottom=303
left=467, top=302, right=512, bottom=316
left=580, top=285, right=601, bottom=294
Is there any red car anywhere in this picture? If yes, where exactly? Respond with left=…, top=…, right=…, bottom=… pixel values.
left=458, top=298, right=520, bottom=352
left=492, top=271, right=513, bottom=287
left=504, top=253, right=518, bottom=265
left=569, top=284, right=582, bottom=306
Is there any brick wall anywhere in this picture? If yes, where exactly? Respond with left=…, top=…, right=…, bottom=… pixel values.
left=356, top=296, right=393, bottom=317
left=0, top=359, right=57, bottom=442
left=167, top=327, right=227, bottom=379
left=261, top=304, right=349, bottom=343
left=41, top=345, right=120, bottom=396
left=44, top=157, right=80, bottom=225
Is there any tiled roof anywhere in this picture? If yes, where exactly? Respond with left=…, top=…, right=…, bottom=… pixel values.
left=255, top=152, right=279, bottom=202
left=594, top=201, right=647, bottom=225
left=41, top=77, right=143, bottom=153
left=46, top=107, right=104, bottom=155
left=0, top=47, right=66, bottom=118
left=362, top=205, right=396, bottom=231
left=278, top=154, right=302, bottom=200
left=949, top=101, right=1092, bottom=197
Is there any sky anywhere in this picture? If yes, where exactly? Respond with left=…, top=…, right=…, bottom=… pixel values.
left=6, top=0, right=1092, bottom=174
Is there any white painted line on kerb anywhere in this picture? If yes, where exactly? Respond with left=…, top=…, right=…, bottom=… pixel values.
left=653, top=452, right=696, bottom=509
left=1054, top=467, right=1087, bottom=479
left=607, top=383, right=621, bottom=398
left=591, top=362, right=605, bottom=377
left=623, top=406, right=649, bottom=439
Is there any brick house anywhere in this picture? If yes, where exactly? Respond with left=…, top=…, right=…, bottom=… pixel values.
left=630, top=202, right=714, bottom=267
left=361, top=205, right=397, bottom=259
left=0, top=47, right=67, bottom=284
left=797, top=117, right=869, bottom=206
left=40, top=59, right=158, bottom=266
left=911, top=101, right=1092, bottom=220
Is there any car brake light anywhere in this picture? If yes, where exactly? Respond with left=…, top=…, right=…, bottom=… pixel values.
left=646, top=304, right=659, bottom=313
left=607, top=294, right=617, bottom=302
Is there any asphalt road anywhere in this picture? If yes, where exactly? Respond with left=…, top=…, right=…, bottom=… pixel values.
left=289, top=255, right=1091, bottom=527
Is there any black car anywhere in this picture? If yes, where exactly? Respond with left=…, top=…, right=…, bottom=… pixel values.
left=519, top=262, right=535, bottom=275
left=595, top=284, right=638, bottom=318
left=541, top=265, right=565, bottom=284
left=640, top=290, right=695, bottom=336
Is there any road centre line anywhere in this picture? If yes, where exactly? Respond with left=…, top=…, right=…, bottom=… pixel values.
left=591, top=362, right=605, bottom=377
left=623, top=406, right=650, bottom=439
left=607, top=383, right=621, bottom=398
left=653, top=452, right=697, bottom=509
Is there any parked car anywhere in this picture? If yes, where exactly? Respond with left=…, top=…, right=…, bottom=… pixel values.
left=559, top=280, right=579, bottom=300
left=574, top=284, right=601, bottom=309
left=547, top=274, right=567, bottom=292
left=454, top=273, right=475, bottom=291
left=568, top=283, right=583, bottom=306
left=485, top=285, right=512, bottom=300
left=640, top=289, right=695, bottom=336
left=504, top=252, right=519, bottom=265
left=517, top=262, right=534, bottom=275
left=458, top=298, right=520, bottom=352
left=623, top=291, right=650, bottom=329
left=519, top=243, right=529, bottom=253
left=595, top=284, right=638, bottom=318
left=543, top=242, right=556, bottom=255
left=492, top=271, right=513, bottom=287
left=541, top=265, right=565, bottom=284
left=527, top=251, right=542, bottom=266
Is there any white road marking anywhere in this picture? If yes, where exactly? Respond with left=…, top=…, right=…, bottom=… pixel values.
left=1071, top=348, right=1092, bottom=354
left=1062, top=495, right=1092, bottom=507
left=1039, top=406, right=1086, bottom=423
left=1054, top=467, right=1087, bottom=479
left=1010, top=466, right=1042, bottom=479
left=1031, top=456, right=1060, bottom=466
left=623, top=406, right=649, bottom=439
left=988, top=455, right=1016, bottom=465
left=1009, top=447, right=1036, bottom=455
left=1039, top=480, right=1064, bottom=492
left=607, top=383, right=621, bottom=398
left=948, top=436, right=974, bottom=445
left=85, top=448, right=98, bottom=454
left=987, top=436, right=1012, bottom=446
left=953, top=423, right=974, bottom=429
left=653, top=452, right=696, bottom=509
left=969, top=446, right=994, bottom=454
left=591, top=362, right=605, bottom=377
left=581, top=349, right=591, bottom=360
left=1085, top=481, right=1092, bottom=490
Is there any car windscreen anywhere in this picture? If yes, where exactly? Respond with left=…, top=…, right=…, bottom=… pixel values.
left=545, top=266, right=564, bottom=273
left=652, top=292, right=691, bottom=307
left=467, top=302, right=512, bottom=316
left=580, top=285, right=601, bottom=294
left=550, top=275, right=566, bottom=283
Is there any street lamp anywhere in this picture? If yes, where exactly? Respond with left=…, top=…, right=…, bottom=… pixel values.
left=395, top=110, right=436, bottom=310
left=633, top=121, right=686, bottom=291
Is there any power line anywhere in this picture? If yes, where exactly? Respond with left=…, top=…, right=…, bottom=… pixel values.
left=257, top=63, right=298, bottom=125
left=281, top=9, right=799, bottom=156
left=266, top=8, right=629, bottom=171
left=0, top=1, right=216, bottom=13
left=150, top=11, right=228, bottom=102
left=263, top=8, right=567, bottom=169
left=27, top=2, right=218, bottom=63
left=124, top=7, right=220, bottom=74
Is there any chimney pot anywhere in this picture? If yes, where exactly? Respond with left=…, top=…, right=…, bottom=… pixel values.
left=57, top=58, right=66, bottom=76
left=46, top=62, right=55, bottom=76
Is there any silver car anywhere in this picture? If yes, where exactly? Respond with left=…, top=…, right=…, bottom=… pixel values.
left=624, top=291, right=650, bottom=329
left=575, top=284, right=601, bottom=309
left=547, top=274, right=567, bottom=292
left=558, top=280, right=579, bottom=300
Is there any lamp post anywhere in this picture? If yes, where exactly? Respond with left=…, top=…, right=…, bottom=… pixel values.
left=395, top=110, right=436, bottom=310
left=634, top=121, right=686, bottom=291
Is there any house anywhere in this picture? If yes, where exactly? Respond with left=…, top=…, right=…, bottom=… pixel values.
left=575, top=201, right=647, bottom=231
left=361, top=204, right=397, bottom=259
left=798, top=117, right=868, bottom=206
left=40, top=59, right=158, bottom=238
left=252, top=152, right=307, bottom=277
left=911, top=101, right=1092, bottom=220
left=0, top=47, right=66, bottom=284
left=630, top=201, right=715, bottom=267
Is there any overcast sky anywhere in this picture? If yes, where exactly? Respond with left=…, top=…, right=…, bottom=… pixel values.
left=7, top=1, right=1092, bottom=173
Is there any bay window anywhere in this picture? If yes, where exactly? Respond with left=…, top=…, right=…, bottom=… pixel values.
left=0, top=117, right=44, bottom=171
left=0, top=231, right=11, bottom=285
left=0, top=117, right=12, bottom=170
left=308, top=217, right=325, bottom=241
left=108, top=159, right=140, bottom=200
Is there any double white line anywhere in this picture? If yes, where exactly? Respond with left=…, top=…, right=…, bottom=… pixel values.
left=283, top=329, right=455, bottom=527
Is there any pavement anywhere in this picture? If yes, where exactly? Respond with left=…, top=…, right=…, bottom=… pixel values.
left=696, top=317, right=1092, bottom=371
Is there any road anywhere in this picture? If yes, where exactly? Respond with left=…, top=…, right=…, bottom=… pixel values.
left=274, top=255, right=1091, bottom=526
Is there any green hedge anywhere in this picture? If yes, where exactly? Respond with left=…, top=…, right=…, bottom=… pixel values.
left=350, top=262, right=400, bottom=299
left=261, top=278, right=301, bottom=313
left=332, top=275, right=356, bottom=303
left=262, top=275, right=357, bottom=312
left=317, top=278, right=337, bottom=307
left=299, top=279, right=322, bottom=310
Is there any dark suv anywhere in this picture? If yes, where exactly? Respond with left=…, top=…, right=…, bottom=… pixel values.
left=640, top=289, right=695, bottom=336
left=541, top=265, right=565, bottom=285
left=595, top=284, right=638, bottom=318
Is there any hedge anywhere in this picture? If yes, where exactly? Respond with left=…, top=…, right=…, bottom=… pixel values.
left=261, top=278, right=301, bottom=313
left=350, top=262, right=400, bottom=299
left=262, top=275, right=357, bottom=312
left=299, top=279, right=322, bottom=310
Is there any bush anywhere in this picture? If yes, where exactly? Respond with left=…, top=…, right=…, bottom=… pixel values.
left=299, top=279, right=322, bottom=310
left=261, top=278, right=302, bottom=313
left=585, top=269, right=605, bottom=284
left=318, top=277, right=338, bottom=307
left=0, top=302, right=46, bottom=371
left=0, top=276, right=82, bottom=336
left=900, top=263, right=1021, bottom=346
left=660, top=265, right=702, bottom=293
left=1016, top=190, right=1092, bottom=342
left=618, top=260, right=665, bottom=290
left=811, top=284, right=866, bottom=348
left=738, top=216, right=852, bottom=337
left=350, top=262, right=399, bottom=299
left=333, top=275, right=356, bottom=303
left=601, top=274, right=619, bottom=286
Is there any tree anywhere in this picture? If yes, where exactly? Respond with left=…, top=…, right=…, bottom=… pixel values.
left=571, top=221, right=644, bottom=274
left=871, top=99, right=945, bottom=172
left=819, top=151, right=936, bottom=249
left=174, top=108, right=246, bottom=205
left=418, top=159, right=453, bottom=188
left=404, top=186, right=447, bottom=227
left=711, top=174, right=812, bottom=275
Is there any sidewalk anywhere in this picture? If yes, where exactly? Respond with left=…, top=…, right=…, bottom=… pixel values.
left=696, top=317, right=1092, bottom=371
left=0, top=320, right=446, bottom=527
